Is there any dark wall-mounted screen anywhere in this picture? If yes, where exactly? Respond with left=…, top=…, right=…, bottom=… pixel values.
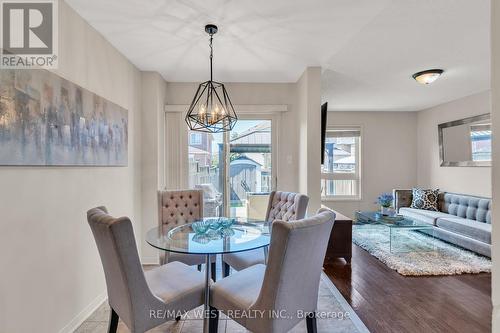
left=321, top=102, right=328, bottom=164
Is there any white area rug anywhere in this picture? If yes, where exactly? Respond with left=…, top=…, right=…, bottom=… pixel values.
left=75, top=273, right=370, bottom=333
left=353, top=224, right=491, bottom=276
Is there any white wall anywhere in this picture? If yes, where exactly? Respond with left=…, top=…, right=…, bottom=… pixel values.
left=322, top=112, right=418, bottom=218
left=416, top=91, right=492, bottom=197
left=0, top=2, right=143, bottom=333
left=491, top=0, right=499, bottom=330
left=297, top=72, right=309, bottom=196
left=296, top=67, right=322, bottom=213
left=140, top=72, right=167, bottom=263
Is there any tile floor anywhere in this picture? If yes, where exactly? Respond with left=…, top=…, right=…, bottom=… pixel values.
left=75, top=274, right=367, bottom=333
left=75, top=261, right=368, bottom=333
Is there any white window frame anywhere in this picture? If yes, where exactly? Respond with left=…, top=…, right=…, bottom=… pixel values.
left=321, top=126, right=362, bottom=201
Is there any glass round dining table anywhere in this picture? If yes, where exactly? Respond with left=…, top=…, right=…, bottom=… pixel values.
left=146, top=217, right=270, bottom=333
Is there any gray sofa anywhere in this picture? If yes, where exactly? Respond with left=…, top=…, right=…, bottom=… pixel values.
left=393, top=189, right=491, bottom=257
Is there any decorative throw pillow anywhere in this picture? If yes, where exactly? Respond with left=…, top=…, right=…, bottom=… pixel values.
left=410, top=188, right=439, bottom=211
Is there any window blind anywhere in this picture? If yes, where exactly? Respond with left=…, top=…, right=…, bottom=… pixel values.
left=326, top=128, right=361, bottom=138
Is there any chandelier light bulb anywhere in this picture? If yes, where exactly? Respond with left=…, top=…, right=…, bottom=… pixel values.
left=199, top=104, right=206, bottom=123
left=211, top=108, right=216, bottom=124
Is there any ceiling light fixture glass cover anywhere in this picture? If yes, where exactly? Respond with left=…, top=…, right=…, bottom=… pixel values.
left=185, top=24, right=237, bottom=133
left=412, top=69, right=444, bottom=85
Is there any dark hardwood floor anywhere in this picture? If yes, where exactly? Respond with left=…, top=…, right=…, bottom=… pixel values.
left=324, top=245, right=492, bottom=333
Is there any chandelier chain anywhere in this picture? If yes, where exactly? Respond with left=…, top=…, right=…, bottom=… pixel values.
left=209, top=33, right=213, bottom=81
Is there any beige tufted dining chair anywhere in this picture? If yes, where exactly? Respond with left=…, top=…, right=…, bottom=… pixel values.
left=158, top=189, right=216, bottom=280
left=209, top=208, right=335, bottom=333
left=87, top=207, right=206, bottom=333
left=222, top=191, right=309, bottom=277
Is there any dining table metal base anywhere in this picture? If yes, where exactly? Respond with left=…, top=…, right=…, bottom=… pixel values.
left=203, top=254, right=211, bottom=333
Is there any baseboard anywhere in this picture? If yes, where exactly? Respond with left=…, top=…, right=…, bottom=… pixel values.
left=58, top=291, right=107, bottom=333
left=141, top=256, right=159, bottom=265
left=59, top=258, right=156, bottom=333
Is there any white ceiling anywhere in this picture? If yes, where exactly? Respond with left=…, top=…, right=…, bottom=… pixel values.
left=66, top=0, right=490, bottom=111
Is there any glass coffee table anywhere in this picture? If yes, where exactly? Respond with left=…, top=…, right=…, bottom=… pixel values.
left=355, top=211, right=435, bottom=253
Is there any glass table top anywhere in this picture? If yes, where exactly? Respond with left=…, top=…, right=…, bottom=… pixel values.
left=356, top=211, right=433, bottom=229
left=146, top=217, right=271, bottom=255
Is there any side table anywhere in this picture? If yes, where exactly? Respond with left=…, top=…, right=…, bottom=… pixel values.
left=325, top=210, right=352, bottom=264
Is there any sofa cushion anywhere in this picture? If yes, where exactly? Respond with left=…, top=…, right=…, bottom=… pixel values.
left=399, top=207, right=453, bottom=226
left=410, top=188, right=439, bottom=211
left=436, top=217, right=491, bottom=244
left=441, top=193, right=491, bottom=224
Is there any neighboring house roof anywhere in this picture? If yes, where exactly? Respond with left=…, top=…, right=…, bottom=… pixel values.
left=189, top=146, right=210, bottom=155
left=334, top=147, right=350, bottom=156
left=335, top=155, right=355, bottom=164
left=244, top=152, right=266, bottom=166
left=470, top=130, right=491, bottom=140
left=231, top=155, right=262, bottom=166
left=231, top=122, right=271, bottom=145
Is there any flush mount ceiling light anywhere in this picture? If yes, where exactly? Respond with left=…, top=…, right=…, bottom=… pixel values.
left=185, top=24, right=237, bottom=133
left=412, top=69, right=444, bottom=85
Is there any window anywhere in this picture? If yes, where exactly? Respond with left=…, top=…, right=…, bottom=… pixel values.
left=321, top=127, right=361, bottom=200
left=470, top=124, right=491, bottom=161
left=190, top=132, right=202, bottom=145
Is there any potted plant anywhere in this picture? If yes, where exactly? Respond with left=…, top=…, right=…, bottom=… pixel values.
left=377, top=193, right=394, bottom=216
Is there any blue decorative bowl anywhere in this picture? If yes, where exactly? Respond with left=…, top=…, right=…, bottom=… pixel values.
left=207, top=229, right=222, bottom=240
left=220, top=218, right=235, bottom=228
left=220, top=227, right=235, bottom=237
left=191, top=221, right=211, bottom=234
left=192, top=233, right=210, bottom=244
left=210, top=220, right=223, bottom=230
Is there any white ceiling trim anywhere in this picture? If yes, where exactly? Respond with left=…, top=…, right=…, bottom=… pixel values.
left=164, top=104, right=288, bottom=113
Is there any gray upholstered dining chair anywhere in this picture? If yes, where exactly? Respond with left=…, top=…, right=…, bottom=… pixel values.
left=87, top=206, right=206, bottom=333
left=209, top=208, right=335, bottom=333
left=222, top=190, right=309, bottom=277
left=158, top=189, right=216, bottom=280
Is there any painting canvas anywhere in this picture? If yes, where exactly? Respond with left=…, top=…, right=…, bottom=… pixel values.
left=0, top=69, right=128, bottom=166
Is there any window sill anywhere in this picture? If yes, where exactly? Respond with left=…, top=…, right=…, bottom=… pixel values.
left=321, top=197, right=362, bottom=202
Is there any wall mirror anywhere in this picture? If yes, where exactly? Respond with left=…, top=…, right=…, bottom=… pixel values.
left=438, top=113, right=491, bottom=167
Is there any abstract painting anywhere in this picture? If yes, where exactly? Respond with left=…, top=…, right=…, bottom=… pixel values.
left=0, top=69, right=128, bottom=166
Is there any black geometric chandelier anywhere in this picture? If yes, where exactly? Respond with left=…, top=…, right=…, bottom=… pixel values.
left=185, top=24, right=237, bottom=133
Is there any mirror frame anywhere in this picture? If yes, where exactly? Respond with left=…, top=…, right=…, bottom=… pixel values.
left=438, top=113, right=491, bottom=167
